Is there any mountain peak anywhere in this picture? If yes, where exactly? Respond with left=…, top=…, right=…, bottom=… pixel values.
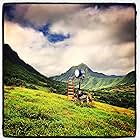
left=77, top=63, right=89, bottom=69
left=52, top=62, right=124, bottom=82
left=78, top=63, right=86, bottom=66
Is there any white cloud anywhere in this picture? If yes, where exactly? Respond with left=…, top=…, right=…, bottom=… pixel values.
left=4, top=5, right=135, bottom=76
left=49, top=6, right=135, bottom=75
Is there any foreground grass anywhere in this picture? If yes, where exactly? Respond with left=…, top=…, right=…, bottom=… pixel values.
left=4, top=86, right=135, bottom=137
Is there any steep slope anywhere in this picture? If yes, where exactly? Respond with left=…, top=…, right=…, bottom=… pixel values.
left=52, top=63, right=122, bottom=81
left=4, top=44, right=43, bottom=76
left=80, top=76, right=123, bottom=90
left=82, top=71, right=136, bottom=90
left=4, top=44, right=47, bottom=85
left=118, top=71, right=135, bottom=85
left=3, top=44, right=66, bottom=94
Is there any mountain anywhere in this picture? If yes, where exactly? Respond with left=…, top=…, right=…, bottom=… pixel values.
left=52, top=63, right=122, bottom=82
left=3, top=44, right=136, bottom=110
left=4, top=44, right=135, bottom=92
left=118, top=71, right=135, bottom=85
left=51, top=63, right=135, bottom=90
left=3, top=44, right=66, bottom=94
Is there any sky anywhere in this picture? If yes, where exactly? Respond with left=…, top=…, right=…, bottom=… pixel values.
left=4, top=3, right=135, bottom=77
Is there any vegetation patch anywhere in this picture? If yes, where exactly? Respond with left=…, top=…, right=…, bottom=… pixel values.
left=4, top=86, right=135, bottom=137
left=92, top=84, right=135, bottom=109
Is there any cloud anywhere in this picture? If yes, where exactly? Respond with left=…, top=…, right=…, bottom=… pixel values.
left=5, top=4, right=82, bottom=27
left=50, top=6, right=135, bottom=44
left=4, top=4, right=135, bottom=76
left=4, top=21, right=72, bottom=76
left=49, top=5, right=135, bottom=75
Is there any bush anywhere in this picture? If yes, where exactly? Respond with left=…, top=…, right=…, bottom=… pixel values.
left=25, top=84, right=38, bottom=90
left=92, top=86, right=135, bottom=109
left=6, top=77, right=26, bottom=86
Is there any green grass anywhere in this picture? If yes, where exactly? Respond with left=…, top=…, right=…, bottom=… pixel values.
left=4, top=59, right=67, bottom=95
left=4, top=86, right=135, bottom=137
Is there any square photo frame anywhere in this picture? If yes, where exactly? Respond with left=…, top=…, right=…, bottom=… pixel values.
left=2, top=2, right=137, bottom=138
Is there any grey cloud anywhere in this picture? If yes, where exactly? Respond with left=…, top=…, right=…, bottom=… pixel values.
left=15, top=4, right=82, bottom=27
left=50, top=6, right=135, bottom=45
left=117, top=19, right=135, bottom=43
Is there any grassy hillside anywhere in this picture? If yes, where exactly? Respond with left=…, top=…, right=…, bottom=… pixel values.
left=4, top=86, right=135, bottom=137
left=93, top=84, right=135, bottom=109
left=118, top=71, right=135, bottom=85
left=3, top=44, right=67, bottom=94
left=78, top=76, right=123, bottom=90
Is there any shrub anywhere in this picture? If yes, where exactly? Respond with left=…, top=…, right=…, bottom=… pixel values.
left=25, top=84, right=38, bottom=90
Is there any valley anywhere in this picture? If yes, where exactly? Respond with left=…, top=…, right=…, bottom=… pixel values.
left=93, top=84, right=135, bottom=109
left=52, top=63, right=135, bottom=90
left=3, top=44, right=136, bottom=137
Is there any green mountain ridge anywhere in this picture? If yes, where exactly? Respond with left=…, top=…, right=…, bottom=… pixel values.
left=3, top=44, right=136, bottom=136
left=3, top=44, right=135, bottom=92
left=52, top=63, right=123, bottom=80
left=3, top=44, right=67, bottom=94
left=52, top=63, right=135, bottom=90
left=118, top=71, right=135, bottom=85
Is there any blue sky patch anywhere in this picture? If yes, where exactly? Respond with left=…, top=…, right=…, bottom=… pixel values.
left=4, top=3, right=70, bottom=44
left=38, top=23, right=70, bottom=43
